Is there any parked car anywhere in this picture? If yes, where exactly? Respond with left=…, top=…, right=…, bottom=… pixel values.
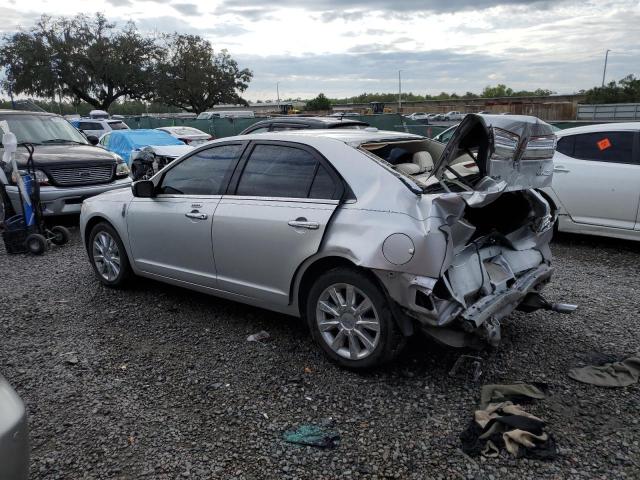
left=99, top=129, right=194, bottom=180
left=70, top=118, right=130, bottom=138
left=444, top=111, right=466, bottom=121
left=239, top=116, right=369, bottom=134
left=155, top=126, right=213, bottom=146
left=197, top=111, right=255, bottom=120
left=405, top=112, right=430, bottom=122
left=0, top=110, right=131, bottom=217
left=433, top=124, right=459, bottom=143
left=0, top=375, right=29, bottom=480
left=544, top=122, right=640, bottom=241
left=80, top=114, right=567, bottom=368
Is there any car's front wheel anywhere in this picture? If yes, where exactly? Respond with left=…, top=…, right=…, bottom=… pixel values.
left=306, top=267, right=405, bottom=368
left=88, top=222, right=131, bottom=287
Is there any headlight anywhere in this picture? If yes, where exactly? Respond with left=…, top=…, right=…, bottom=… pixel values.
left=491, top=127, right=520, bottom=161
left=11, top=169, right=50, bottom=185
left=116, top=161, right=131, bottom=178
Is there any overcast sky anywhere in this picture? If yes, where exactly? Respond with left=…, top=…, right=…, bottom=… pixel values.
left=1, top=0, right=639, bottom=101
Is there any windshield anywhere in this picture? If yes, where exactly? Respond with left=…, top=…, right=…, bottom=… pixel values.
left=1, top=114, right=88, bottom=145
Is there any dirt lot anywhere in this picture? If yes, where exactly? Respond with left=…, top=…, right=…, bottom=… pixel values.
left=1, top=228, right=639, bottom=479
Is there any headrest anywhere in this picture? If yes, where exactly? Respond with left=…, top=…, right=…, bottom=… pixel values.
left=413, top=151, right=434, bottom=173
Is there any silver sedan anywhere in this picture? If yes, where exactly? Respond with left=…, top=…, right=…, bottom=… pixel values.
left=80, top=115, right=571, bottom=368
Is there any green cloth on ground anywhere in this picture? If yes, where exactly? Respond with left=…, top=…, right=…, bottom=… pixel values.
left=568, top=355, right=640, bottom=388
left=283, top=424, right=340, bottom=448
left=479, top=383, right=546, bottom=408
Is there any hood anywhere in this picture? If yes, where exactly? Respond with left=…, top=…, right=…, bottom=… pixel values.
left=85, top=185, right=133, bottom=203
left=6, top=144, right=118, bottom=168
left=430, top=114, right=556, bottom=192
left=147, top=144, right=195, bottom=158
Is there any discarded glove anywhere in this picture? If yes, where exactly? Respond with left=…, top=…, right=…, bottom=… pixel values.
left=568, top=354, right=640, bottom=387
left=479, top=383, right=547, bottom=408
left=283, top=424, right=340, bottom=449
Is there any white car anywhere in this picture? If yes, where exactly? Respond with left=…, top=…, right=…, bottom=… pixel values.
left=406, top=112, right=430, bottom=121
left=544, top=122, right=640, bottom=241
left=444, top=111, right=465, bottom=121
left=155, top=126, right=213, bottom=146
left=72, top=118, right=130, bottom=139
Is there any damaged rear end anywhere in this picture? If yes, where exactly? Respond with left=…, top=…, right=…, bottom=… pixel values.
left=374, top=114, right=574, bottom=348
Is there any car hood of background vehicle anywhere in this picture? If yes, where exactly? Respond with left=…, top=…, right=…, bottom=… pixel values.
left=148, top=145, right=194, bottom=158
left=10, top=144, right=117, bottom=168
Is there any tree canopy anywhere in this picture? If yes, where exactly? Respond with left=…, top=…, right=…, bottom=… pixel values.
left=154, top=34, right=252, bottom=114
left=0, top=14, right=252, bottom=113
left=0, top=14, right=162, bottom=110
left=305, top=93, right=331, bottom=111
left=584, top=74, right=640, bottom=104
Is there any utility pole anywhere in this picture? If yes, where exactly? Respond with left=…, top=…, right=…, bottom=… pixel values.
left=601, top=49, right=611, bottom=87
left=398, top=70, right=402, bottom=114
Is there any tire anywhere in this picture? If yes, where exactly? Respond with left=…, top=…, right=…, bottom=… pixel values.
left=50, top=226, right=70, bottom=246
left=305, top=267, right=405, bottom=369
left=88, top=222, right=131, bottom=287
left=25, top=233, right=47, bottom=255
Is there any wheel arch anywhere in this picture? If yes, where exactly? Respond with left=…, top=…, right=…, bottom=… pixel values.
left=292, top=254, right=414, bottom=336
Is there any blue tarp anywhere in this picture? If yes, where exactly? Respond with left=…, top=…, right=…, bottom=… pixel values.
left=104, top=129, right=185, bottom=164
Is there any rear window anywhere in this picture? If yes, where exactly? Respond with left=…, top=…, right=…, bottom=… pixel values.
left=108, top=121, right=129, bottom=130
left=79, top=122, right=104, bottom=130
left=558, top=132, right=635, bottom=164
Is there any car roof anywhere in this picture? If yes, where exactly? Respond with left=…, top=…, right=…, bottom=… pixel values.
left=224, top=128, right=424, bottom=145
left=251, top=116, right=368, bottom=127
left=556, top=122, right=640, bottom=136
left=0, top=109, right=57, bottom=116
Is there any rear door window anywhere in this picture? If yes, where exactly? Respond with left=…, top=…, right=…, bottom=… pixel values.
left=236, top=144, right=317, bottom=198
left=564, top=132, right=635, bottom=164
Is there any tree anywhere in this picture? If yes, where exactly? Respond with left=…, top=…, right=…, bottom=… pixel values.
left=584, top=74, right=640, bottom=104
left=305, top=93, right=331, bottom=111
left=154, top=34, right=252, bottom=114
left=0, top=14, right=162, bottom=111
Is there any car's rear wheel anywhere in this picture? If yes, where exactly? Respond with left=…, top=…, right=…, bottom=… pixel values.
left=88, top=222, right=131, bottom=287
left=306, top=267, right=404, bottom=368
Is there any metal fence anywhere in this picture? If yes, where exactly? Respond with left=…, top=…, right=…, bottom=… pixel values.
left=121, top=114, right=450, bottom=139
left=577, top=103, right=640, bottom=121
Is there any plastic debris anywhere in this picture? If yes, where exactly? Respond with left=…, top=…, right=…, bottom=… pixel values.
left=449, top=354, right=483, bottom=382
left=247, top=330, right=271, bottom=342
left=283, top=424, right=340, bottom=449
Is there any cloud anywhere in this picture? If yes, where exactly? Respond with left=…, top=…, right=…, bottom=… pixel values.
left=216, top=0, right=573, bottom=20
left=238, top=46, right=640, bottom=100
left=171, top=3, right=200, bottom=16
left=132, top=15, right=247, bottom=37
left=213, top=6, right=275, bottom=21
left=105, top=0, right=133, bottom=6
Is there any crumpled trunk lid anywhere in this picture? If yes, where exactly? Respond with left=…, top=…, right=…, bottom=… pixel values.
left=430, top=114, right=556, bottom=193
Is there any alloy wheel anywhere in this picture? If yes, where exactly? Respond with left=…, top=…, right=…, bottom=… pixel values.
left=316, top=283, right=381, bottom=360
left=92, top=231, right=121, bottom=282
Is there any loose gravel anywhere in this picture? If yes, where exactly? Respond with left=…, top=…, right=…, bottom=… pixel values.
left=1, top=228, right=639, bottom=479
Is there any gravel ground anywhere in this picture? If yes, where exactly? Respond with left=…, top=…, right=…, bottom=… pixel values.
left=1, top=227, right=639, bottom=479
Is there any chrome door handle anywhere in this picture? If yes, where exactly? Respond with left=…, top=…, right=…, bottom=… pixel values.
left=288, top=220, right=320, bottom=230
left=185, top=212, right=208, bottom=220
left=553, top=166, right=570, bottom=173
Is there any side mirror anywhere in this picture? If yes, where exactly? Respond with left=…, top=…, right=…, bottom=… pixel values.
left=86, top=135, right=99, bottom=145
left=131, top=180, right=155, bottom=198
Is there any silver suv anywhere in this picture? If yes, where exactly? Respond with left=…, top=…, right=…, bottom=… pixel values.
left=80, top=114, right=567, bottom=368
